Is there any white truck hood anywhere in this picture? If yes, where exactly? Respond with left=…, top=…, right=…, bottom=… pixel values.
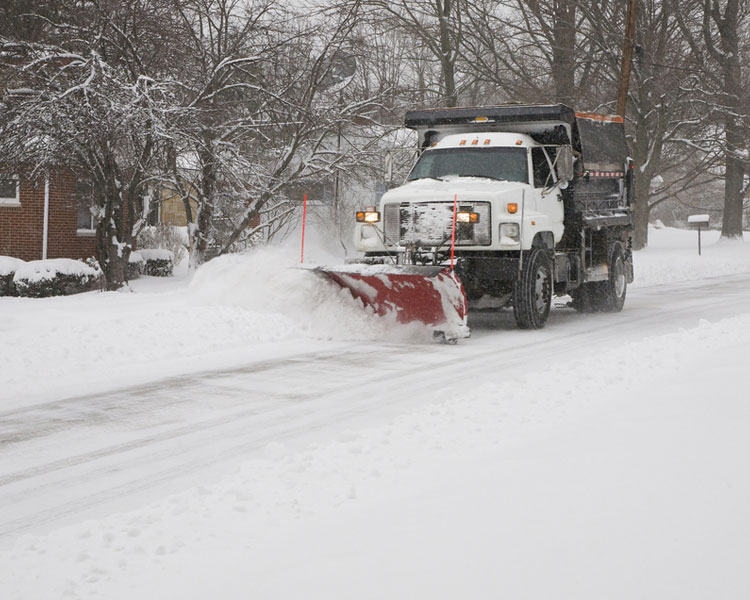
left=381, top=176, right=527, bottom=205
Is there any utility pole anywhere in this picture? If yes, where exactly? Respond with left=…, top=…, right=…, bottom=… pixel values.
left=616, top=0, right=639, bottom=117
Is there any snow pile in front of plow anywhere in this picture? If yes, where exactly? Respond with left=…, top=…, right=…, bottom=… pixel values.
left=189, top=247, right=433, bottom=343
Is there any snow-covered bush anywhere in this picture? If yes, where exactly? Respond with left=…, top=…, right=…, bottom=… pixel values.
left=127, top=251, right=145, bottom=280
left=13, top=259, right=102, bottom=297
left=0, top=256, right=25, bottom=296
left=138, top=249, right=174, bottom=277
left=137, top=225, right=187, bottom=265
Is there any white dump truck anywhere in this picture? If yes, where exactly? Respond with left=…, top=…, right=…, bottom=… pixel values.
left=320, top=104, right=634, bottom=340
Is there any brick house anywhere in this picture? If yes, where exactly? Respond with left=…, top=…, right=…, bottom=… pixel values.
left=0, top=167, right=96, bottom=261
left=1, top=46, right=98, bottom=262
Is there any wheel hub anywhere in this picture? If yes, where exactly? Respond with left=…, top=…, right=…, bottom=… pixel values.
left=534, top=268, right=551, bottom=314
left=614, top=257, right=626, bottom=298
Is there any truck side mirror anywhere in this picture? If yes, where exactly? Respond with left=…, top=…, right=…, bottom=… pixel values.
left=557, top=146, right=574, bottom=183
left=384, top=151, right=393, bottom=184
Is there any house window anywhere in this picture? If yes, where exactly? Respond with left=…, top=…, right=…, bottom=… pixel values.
left=0, top=176, right=20, bottom=206
left=76, top=179, right=96, bottom=232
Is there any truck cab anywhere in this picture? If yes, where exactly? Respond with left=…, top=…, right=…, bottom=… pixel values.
left=354, top=131, right=567, bottom=255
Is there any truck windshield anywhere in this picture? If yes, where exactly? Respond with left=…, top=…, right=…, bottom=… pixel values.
left=406, top=147, right=529, bottom=184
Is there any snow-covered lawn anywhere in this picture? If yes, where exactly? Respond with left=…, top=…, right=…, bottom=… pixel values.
left=1, top=226, right=750, bottom=599
left=633, top=226, right=750, bottom=286
left=2, top=227, right=748, bottom=410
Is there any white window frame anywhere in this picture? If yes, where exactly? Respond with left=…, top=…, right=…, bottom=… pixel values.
left=76, top=179, right=97, bottom=235
left=76, top=208, right=96, bottom=235
left=0, top=174, right=20, bottom=206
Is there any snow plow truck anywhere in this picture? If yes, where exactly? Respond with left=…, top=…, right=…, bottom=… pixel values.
left=319, top=104, right=634, bottom=342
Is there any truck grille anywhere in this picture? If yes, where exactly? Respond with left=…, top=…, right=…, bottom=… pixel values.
left=383, top=203, right=400, bottom=245
left=399, top=202, right=491, bottom=247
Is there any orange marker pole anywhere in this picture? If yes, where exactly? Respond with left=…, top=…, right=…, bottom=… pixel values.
left=450, top=194, right=457, bottom=270
left=300, top=193, right=307, bottom=264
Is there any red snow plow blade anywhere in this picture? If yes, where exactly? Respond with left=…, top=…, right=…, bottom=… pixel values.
left=317, top=264, right=470, bottom=342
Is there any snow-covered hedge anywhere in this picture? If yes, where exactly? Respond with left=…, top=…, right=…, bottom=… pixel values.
left=13, top=258, right=102, bottom=297
left=0, top=256, right=25, bottom=296
left=138, top=249, right=174, bottom=277
left=137, top=225, right=187, bottom=264
left=127, top=251, right=145, bottom=280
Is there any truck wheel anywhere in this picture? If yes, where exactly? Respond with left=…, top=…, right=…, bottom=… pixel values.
left=513, top=248, right=552, bottom=329
left=569, top=242, right=627, bottom=313
left=596, top=241, right=627, bottom=312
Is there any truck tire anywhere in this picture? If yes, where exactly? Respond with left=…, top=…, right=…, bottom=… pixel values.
left=572, top=241, right=627, bottom=313
left=513, top=248, right=552, bottom=329
left=595, top=241, right=628, bottom=312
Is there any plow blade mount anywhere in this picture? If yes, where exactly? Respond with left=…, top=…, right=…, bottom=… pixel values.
left=317, top=264, right=470, bottom=341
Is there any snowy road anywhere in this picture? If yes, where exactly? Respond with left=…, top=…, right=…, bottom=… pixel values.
left=2, top=272, right=749, bottom=544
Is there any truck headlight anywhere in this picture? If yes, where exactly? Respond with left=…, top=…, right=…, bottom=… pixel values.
left=356, top=207, right=380, bottom=223
left=499, top=223, right=520, bottom=244
left=456, top=211, right=480, bottom=223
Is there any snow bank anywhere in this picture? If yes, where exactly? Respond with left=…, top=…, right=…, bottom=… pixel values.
left=189, top=246, right=432, bottom=342
left=0, top=248, right=428, bottom=408
left=633, top=226, right=750, bottom=287
left=12, top=258, right=99, bottom=283
left=0, top=280, right=305, bottom=407
left=0, top=255, right=24, bottom=277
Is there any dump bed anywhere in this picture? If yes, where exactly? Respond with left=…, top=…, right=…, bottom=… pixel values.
left=404, top=103, right=628, bottom=178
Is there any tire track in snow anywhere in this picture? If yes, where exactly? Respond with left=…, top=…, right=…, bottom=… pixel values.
left=1, top=274, right=749, bottom=539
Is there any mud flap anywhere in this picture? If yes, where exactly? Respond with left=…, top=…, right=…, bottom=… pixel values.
left=316, top=264, right=470, bottom=342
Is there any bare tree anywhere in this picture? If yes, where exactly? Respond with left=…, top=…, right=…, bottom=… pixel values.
left=166, top=0, right=390, bottom=263
left=164, top=0, right=281, bottom=265
left=671, top=0, right=749, bottom=238
left=461, top=0, right=608, bottom=107
left=461, top=1, right=740, bottom=248
left=0, top=0, right=180, bottom=289
left=579, top=0, right=715, bottom=248
left=362, top=0, right=463, bottom=107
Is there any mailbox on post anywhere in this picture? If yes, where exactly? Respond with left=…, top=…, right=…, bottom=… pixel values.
left=687, top=214, right=710, bottom=256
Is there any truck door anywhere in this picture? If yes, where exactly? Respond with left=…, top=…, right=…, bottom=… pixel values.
left=531, top=147, right=565, bottom=244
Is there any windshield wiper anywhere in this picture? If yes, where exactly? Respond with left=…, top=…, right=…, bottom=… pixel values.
left=457, top=174, right=506, bottom=182
left=409, top=175, right=447, bottom=182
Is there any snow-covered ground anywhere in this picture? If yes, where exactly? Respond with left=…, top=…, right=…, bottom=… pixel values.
left=1, top=226, right=747, bottom=410
left=1, top=226, right=750, bottom=599
left=633, top=225, right=750, bottom=286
